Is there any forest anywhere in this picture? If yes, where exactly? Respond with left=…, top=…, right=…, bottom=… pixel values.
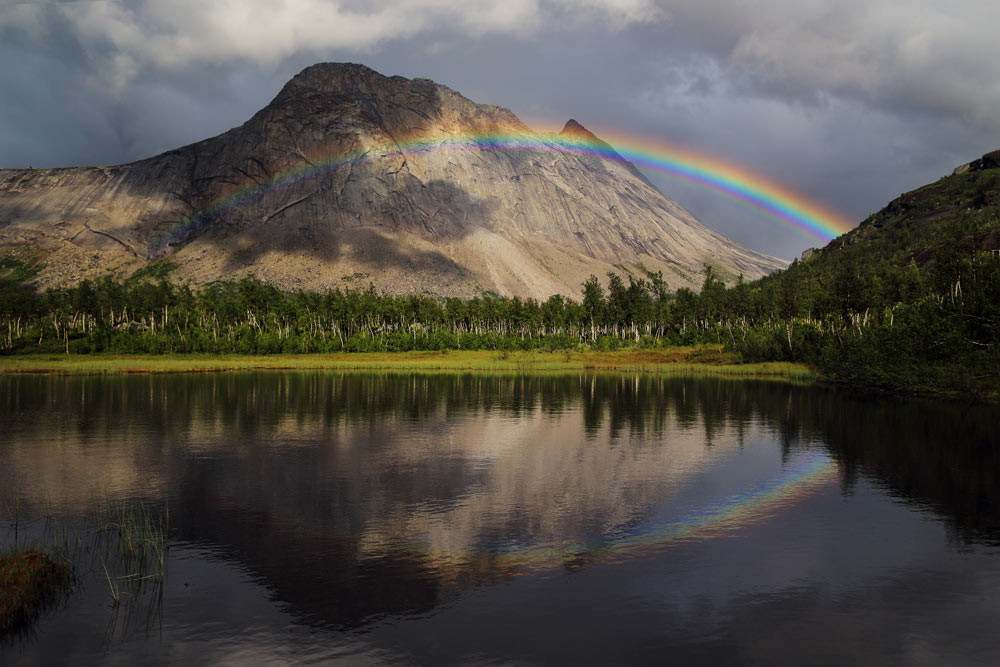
left=2, top=176, right=998, bottom=398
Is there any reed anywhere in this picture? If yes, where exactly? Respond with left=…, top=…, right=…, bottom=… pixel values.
left=101, top=558, right=121, bottom=608
left=94, top=496, right=169, bottom=600
left=1, top=490, right=170, bottom=626
left=3, top=494, right=20, bottom=547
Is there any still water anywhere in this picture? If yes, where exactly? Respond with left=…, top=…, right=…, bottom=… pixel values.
left=2, top=372, right=999, bottom=665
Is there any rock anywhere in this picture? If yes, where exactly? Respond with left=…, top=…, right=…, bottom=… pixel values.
left=954, top=149, right=1000, bottom=176
left=979, top=150, right=1000, bottom=171
left=0, top=62, right=785, bottom=298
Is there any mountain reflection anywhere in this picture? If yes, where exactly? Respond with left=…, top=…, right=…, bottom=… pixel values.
left=1, top=372, right=998, bottom=628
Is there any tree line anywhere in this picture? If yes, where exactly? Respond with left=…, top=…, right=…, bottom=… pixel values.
left=1, top=204, right=998, bottom=397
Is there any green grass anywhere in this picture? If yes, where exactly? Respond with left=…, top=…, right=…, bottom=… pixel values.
left=95, top=497, right=168, bottom=607
left=0, top=248, right=47, bottom=282
left=0, top=348, right=818, bottom=382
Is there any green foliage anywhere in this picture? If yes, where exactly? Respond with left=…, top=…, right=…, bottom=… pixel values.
left=127, top=258, right=179, bottom=282
left=0, top=166, right=998, bottom=399
left=0, top=255, right=43, bottom=283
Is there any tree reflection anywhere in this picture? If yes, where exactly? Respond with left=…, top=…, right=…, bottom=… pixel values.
left=2, top=372, right=998, bottom=629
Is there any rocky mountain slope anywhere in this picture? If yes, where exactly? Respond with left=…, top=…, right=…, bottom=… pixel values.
left=0, top=63, right=784, bottom=298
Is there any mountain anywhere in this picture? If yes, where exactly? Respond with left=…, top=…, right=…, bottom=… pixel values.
left=0, top=63, right=784, bottom=298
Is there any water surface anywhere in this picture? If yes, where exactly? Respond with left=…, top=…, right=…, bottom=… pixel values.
left=2, top=373, right=999, bottom=665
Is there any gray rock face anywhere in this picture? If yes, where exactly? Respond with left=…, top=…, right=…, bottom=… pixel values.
left=0, top=62, right=785, bottom=297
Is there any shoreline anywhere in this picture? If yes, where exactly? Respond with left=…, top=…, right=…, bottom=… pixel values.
left=0, top=349, right=817, bottom=382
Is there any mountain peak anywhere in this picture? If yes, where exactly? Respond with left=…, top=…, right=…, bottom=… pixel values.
left=560, top=118, right=658, bottom=189
left=268, top=61, right=526, bottom=135
left=560, top=119, right=598, bottom=140
left=275, top=61, right=400, bottom=100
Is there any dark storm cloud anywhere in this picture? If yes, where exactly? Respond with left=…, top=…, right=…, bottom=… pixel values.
left=1, top=0, right=997, bottom=260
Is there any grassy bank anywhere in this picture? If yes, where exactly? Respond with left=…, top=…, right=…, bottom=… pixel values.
left=0, top=347, right=817, bottom=382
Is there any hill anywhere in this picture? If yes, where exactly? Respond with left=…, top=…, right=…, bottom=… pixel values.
left=723, top=150, right=1000, bottom=396
left=802, top=149, right=1000, bottom=270
left=765, top=149, right=1000, bottom=314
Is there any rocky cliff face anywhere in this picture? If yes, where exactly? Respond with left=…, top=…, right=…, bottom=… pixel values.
left=0, top=62, right=784, bottom=297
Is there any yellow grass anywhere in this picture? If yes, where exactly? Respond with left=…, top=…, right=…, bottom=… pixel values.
left=0, top=347, right=818, bottom=382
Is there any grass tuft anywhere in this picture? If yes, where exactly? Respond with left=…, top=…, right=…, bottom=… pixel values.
left=0, top=550, right=70, bottom=635
left=94, top=497, right=168, bottom=605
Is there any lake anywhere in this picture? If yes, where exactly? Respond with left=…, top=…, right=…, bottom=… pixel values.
left=2, top=372, right=999, bottom=665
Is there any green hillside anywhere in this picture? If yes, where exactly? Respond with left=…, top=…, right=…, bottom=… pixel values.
left=800, top=149, right=999, bottom=277
left=728, top=150, right=1000, bottom=396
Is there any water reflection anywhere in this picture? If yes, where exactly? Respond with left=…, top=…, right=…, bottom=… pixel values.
left=819, top=394, right=1000, bottom=543
left=1, top=372, right=999, bottom=636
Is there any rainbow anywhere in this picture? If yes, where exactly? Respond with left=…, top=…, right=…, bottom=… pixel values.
left=421, top=452, right=838, bottom=575
left=570, top=126, right=856, bottom=242
left=156, top=127, right=855, bottom=250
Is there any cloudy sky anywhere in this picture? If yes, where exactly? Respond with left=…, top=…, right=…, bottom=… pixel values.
left=2, top=0, right=998, bottom=259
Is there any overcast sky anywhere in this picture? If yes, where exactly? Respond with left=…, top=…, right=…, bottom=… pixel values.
left=2, top=0, right=998, bottom=260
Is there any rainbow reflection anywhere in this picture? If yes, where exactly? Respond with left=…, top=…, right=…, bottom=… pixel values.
left=418, top=453, right=838, bottom=575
